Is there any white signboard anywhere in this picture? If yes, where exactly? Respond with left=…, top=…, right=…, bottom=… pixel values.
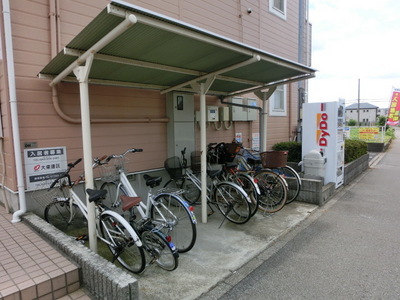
left=235, top=132, right=243, bottom=143
left=252, top=132, right=260, bottom=151
left=24, top=146, right=67, bottom=190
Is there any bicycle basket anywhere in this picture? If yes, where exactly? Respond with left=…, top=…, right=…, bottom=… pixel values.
left=260, top=150, right=288, bottom=168
left=220, top=142, right=242, bottom=163
left=191, top=151, right=201, bottom=173
left=99, top=157, right=125, bottom=182
left=31, top=181, right=67, bottom=208
left=164, top=156, right=183, bottom=180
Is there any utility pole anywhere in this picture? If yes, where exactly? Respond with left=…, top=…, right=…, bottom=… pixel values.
left=357, top=78, right=360, bottom=125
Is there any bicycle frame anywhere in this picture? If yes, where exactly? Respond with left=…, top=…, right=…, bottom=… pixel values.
left=184, top=166, right=251, bottom=206
left=58, top=182, right=142, bottom=247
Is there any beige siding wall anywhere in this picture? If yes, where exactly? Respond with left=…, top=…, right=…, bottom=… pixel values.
left=0, top=0, right=306, bottom=193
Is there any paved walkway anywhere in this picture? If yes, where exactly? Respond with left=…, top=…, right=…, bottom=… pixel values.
left=0, top=206, right=89, bottom=300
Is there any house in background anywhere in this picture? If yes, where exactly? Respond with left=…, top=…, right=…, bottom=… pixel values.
left=345, top=103, right=379, bottom=125
left=377, top=107, right=389, bottom=117
left=0, top=0, right=315, bottom=217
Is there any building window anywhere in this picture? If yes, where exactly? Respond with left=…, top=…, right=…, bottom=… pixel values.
left=269, top=0, right=287, bottom=20
left=269, top=85, right=287, bottom=116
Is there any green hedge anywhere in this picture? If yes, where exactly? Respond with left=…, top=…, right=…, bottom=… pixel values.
left=344, top=139, right=367, bottom=164
left=272, top=141, right=302, bottom=163
left=272, top=140, right=368, bottom=164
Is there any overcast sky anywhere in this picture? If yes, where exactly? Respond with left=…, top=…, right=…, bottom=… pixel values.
left=308, top=0, right=400, bottom=108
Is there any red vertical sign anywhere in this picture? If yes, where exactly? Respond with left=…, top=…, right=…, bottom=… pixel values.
left=387, top=88, right=400, bottom=125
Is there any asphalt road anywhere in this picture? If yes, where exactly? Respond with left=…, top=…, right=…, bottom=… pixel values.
left=202, top=132, right=400, bottom=300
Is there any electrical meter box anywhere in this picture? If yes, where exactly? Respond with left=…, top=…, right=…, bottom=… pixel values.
left=166, top=92, right=195, bottom=162
left=195, top=106, right=220, bottom=122
left=166, top=93, right=194, bottom=122
left=246, top=98, right=258, bottom=121
left=230, top=97, right=247, bottom=121
left=219, top=106, right=230, bottom=121
left=207, top=106, right=219, bottom=121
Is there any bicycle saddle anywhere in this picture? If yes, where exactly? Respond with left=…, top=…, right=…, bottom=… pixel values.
left=143, top=174, right=162, bottom=188
left=86, top=189, right=107, bottom=202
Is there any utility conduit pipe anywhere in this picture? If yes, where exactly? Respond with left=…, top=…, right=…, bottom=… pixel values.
left=2, top=0, right=27, bottom=222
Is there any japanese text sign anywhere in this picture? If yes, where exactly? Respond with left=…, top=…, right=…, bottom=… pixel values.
left=387, top=88, right=400, bottom=126
left=24, top=146, right=67, bottom=190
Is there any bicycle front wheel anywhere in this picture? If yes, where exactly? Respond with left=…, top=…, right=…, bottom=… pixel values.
left=141, top=229, right=179, bottom=271
left=44, top=200, right=87, bottom=236
left=180, top=177, right=201, bottom=205
left=213, top=182, right=252, bottom=224
left=151, top=193, right=197, bottom=253
left=99, top=211, right=146, bottom=274
left=254, top=170, right=287, bottom=213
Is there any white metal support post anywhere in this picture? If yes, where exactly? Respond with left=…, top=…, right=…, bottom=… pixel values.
left=192, top=77, right=215, bottom=223
left=255, top=87, right=276, bottom=152
left=73, top=54, right=97, bottom=252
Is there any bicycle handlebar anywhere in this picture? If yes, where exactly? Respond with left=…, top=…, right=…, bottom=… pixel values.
left=49, top=158, right=82, bottom=189
left=105, top=148, right=143, bottom=163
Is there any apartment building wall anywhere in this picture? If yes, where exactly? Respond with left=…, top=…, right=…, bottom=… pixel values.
left=0, top=0, right=308, bottom=199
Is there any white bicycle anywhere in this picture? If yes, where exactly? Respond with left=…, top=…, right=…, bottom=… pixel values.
left=98, top=148, right=197, bottom=253
left=44, top=158, right=178, bottom=273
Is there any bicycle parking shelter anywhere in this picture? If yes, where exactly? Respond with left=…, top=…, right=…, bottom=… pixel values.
left=38, top=0, right=315, bottom=251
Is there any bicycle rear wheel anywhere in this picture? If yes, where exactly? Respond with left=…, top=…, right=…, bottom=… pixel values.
left=274, top=166, right=301, bottom=204
left=213, top=182, right=252, bottom=224
left=44, top=200, right=87, bottom=236
left=234, top=173, right=259, bottom=217
left=141, top=229, right=179, bottom=271
left=254, top=170, right=287, bottom=213
left=151, top=193, right=197, bottom=253
left=99, top=211, right=146, bottom=274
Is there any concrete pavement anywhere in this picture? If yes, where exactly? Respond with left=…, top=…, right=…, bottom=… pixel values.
left=2, top=133, right=390, bottom=299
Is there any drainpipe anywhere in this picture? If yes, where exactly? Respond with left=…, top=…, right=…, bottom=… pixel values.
left=2, top=0, right=26, bottom=222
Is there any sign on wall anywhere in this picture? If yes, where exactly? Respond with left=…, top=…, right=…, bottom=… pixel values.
left=252, top=132, right=260, bottom=151
left=24, top=146, right=67, bottom=190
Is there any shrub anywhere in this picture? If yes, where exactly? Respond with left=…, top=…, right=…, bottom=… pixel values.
left=272, top=141, right=302, bottom=163
left=344, top=139, right=367, bottom=164
left=385, top=127, right=395, bottom=139
left=347, top=119, right=357, bottom=126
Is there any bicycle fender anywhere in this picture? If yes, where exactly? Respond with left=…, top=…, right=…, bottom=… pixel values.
left=217, top=181, right=252, bottom=203
left=102, top=210, right=143, bottom=247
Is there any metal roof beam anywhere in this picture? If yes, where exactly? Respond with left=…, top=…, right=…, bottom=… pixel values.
left=64, top=48, right=204, bottom=77
left=161, top=55, right=260, bottom=94
left=49, top=13, right=138, bottom=86
left=227, top=73, right=315, bottom=98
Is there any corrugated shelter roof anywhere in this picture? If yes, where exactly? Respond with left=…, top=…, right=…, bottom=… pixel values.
left=38, top=0, right=315, bottom=96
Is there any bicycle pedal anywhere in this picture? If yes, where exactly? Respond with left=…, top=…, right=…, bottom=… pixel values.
left=75, top=234, right=88, bottom=241
left=207, top=211, right=214, bottom=217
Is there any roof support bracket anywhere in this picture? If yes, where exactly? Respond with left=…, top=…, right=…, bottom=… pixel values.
left=161, top=55, right=260, bottom=94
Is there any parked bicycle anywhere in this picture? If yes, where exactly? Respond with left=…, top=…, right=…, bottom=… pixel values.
left=98, top=148, right=197, bottom=253
left=44, top=158, right=178, bottom=273
left=206, top=142, right=260, bottom=217
left=238, top=148, right=301, bottom=204
left=164, top=148, right=253, bottom=225
left=207, top=142, right=288, bottom=213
